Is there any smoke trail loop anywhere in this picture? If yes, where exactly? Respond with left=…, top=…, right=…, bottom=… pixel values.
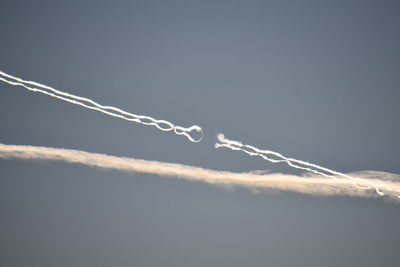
left=174, top=125, right=203, bottom=143
left=0, top=70, right=203, bottom=142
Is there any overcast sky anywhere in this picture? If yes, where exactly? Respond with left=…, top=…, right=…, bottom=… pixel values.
left=1, top=1, right=400, bottom=266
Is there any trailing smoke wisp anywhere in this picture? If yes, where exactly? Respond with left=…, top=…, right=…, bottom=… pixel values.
left=215, top=134, right=400, bottom=199
left=0, top=70, right=203, bottom=142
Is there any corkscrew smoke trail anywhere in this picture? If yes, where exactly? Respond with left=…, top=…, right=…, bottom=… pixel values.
left=1, top=143, right=400, bottom=200
left=0, top=70, right=203, bottom=142
left=215, top=134, right=400, bottom=198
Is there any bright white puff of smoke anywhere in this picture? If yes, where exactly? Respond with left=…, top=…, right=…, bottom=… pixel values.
left=0, top=70, right=203, bottom=142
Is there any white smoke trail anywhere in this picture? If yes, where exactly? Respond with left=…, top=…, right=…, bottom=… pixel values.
left=1, top=143, right=400, bottom=200
left=215, top=134, right=400, bottom=198
left=0, top=70, right=203, bottom=142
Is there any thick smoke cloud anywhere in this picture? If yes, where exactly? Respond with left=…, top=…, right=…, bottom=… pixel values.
left=1, top=143, right=399, bottom=200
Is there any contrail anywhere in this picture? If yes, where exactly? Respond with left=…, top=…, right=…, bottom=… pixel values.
left=0, top=70, right=203, bottom=142
left=1, top=143, right=399, bottom=200
left=215, top=134, right=400, bottom=198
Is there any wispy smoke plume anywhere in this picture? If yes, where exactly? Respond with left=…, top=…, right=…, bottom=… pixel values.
left=215, top=134, right=400, bottom=198
left=1, top=143, right=399, bottom=200
left=0, top=70, right=203, bottom=142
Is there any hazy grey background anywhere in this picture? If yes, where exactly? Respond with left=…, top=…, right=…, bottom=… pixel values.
left=1, top=0, right=399, bottom=266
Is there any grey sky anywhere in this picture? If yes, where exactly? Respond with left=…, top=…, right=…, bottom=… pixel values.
left=1, top=1, right=399, bottom=266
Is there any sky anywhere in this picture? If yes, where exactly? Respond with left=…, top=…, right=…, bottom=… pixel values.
left=1, top=0, right=400, bottom=266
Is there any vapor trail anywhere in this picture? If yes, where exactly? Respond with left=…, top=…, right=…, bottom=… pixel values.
left=215, top=134, right=400, bottom=198
left=0, top=70, right=203, bottom=142
left=1, top=143, right=399, bottom=200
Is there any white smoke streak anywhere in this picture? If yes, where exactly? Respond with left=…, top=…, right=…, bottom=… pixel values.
left=1, top=143, right=399, bottom=200
left=0, top=70, right=203, bottom=142
left=215, top=134, right=400, bottom=199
